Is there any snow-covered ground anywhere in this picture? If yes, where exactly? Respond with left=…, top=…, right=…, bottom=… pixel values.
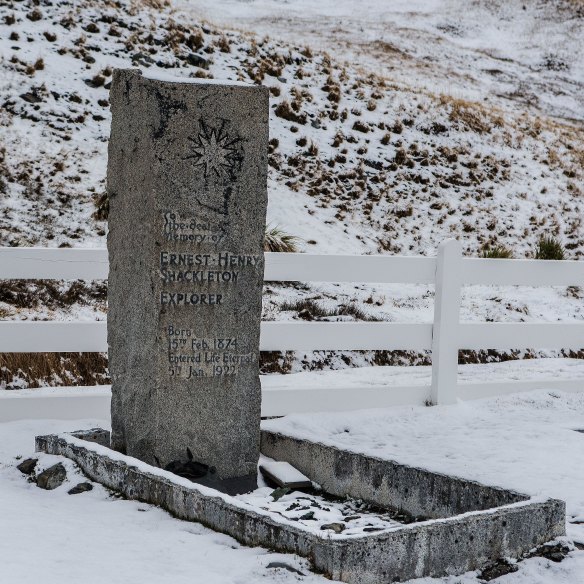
left=2, top=390, right=584, bottom=583
left=0, top=420, right=327, bottom=584
left=262, top=357, right=584, bottom=388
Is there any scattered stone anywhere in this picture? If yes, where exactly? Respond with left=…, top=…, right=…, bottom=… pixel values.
left=36, top=463, right=66, bottom=490
left=321, top=522, right=345, bottom=533
left=20, top=92, right=42, bottom=104
left=299, top=511, right=315, bottom=520
left=526, top=541, right=571, bottom=563
left=70, top=428, right=110, bottom=446
left=131, top=53, right=154, bottom=67
left=270, top=486, right=291, bottom=501
left=17, top=458, right=38, bottom=475
left=68, top=482, right=93, bottom=495
left=266, top=562, right=305, bottom=576
left=186, top=53, right=209, bottom=68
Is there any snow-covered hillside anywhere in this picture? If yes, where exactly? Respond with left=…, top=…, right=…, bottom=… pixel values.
left=1, top=0, right=583, bottom=256
left=0, top=0, right=583, bottom=385
left=182, top=0, right=584, bottom=123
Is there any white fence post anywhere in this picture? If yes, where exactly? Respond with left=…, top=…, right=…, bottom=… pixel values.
left=430, top=239, right=462, bottom=405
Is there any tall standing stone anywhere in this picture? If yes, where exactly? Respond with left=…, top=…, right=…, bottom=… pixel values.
left=107, top=69, right=268, bottom=492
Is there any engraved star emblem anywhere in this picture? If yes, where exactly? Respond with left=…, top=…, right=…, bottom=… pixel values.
left=186, top=124, right=242, bottom=180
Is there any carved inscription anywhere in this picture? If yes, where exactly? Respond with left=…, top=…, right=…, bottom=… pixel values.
left=166, top=326, right=256, bottom=379
left=163, top=212, right=226, bottom=244
left=160, top=211, right=262, bottom=380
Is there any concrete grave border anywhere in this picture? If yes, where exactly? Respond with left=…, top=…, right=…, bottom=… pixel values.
left=36, top=429, right=565, bottom=584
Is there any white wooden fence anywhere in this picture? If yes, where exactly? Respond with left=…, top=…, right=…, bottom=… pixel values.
left=1, top=240, right=583, bottom=420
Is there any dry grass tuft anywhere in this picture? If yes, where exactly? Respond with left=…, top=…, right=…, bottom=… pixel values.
left=264, top=225, right=302, bottom=253
left=481, top=245, right=514, bottom=259
left=441, top=96, right=495, bottom=134
left=449, top=102, right=491, bottom=133
left=131, top=0, right=171, bottom=9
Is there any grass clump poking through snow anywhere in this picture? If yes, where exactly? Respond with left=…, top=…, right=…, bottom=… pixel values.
left=535, top=236, right=566, bottom=260
left=481, top=245, right=514, bottom=259
left=93, top=192, right=109, bottom=221
left=280, top=298, right=381, bottom=321
left=264, top=225, right=302, bottom=253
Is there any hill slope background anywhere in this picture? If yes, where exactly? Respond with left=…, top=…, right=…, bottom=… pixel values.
left=0, top=0, right=583, bottom=387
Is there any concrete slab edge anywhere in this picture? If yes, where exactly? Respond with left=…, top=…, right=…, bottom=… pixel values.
left=35, top=431, right=565, bottom=584
left=261, top=430, right=529, bottom=517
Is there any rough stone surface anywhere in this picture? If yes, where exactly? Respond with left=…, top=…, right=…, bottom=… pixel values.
left=36, top=463, right=66, bottom=490
left=16, top=457, right=37, bottom=475
left=321, top=523, right=346, bottom=534
left=68, top=482, right=94, bottom=495
left=260, top=430, right=525, bottom=519
left=71, top=428, right=110, bottom=447
left=107, top=69, right=268, bottom=484
left=37, top=430, right=566, bottom=584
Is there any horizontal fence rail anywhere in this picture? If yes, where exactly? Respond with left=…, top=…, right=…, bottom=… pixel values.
left=260, top=322, right=433, bottom=351
left=458, top=322, right=584, bottom=351
left=463, top=257, right=584, bottom=287
left=0, top=248, right=109, bottom=280
left=3, top=247, right=584, bottom=286
left=0, top=248, right=438, bottom=284
left=264, top=253, right=437, bottom=284
left=1, top=241, right=583, bottom=417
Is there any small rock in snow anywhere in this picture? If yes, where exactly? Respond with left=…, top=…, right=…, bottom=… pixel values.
left=266, top=562, right=305, bottom=576
left=20, top=93, right=42, bottom=104
left=270, top=486, right=291, bottom=501
left=320, top=522, right=346, bottom=533
left=36, top=463, right=67, bottom=490
left=68, top=482, right=94, bottom=495
left=17, top=458, right=38, bottom=475
left=186, top=53, right=209, bottom=69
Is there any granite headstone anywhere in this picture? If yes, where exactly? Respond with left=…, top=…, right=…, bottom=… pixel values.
left=107, top=69, right=268, bottom=493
